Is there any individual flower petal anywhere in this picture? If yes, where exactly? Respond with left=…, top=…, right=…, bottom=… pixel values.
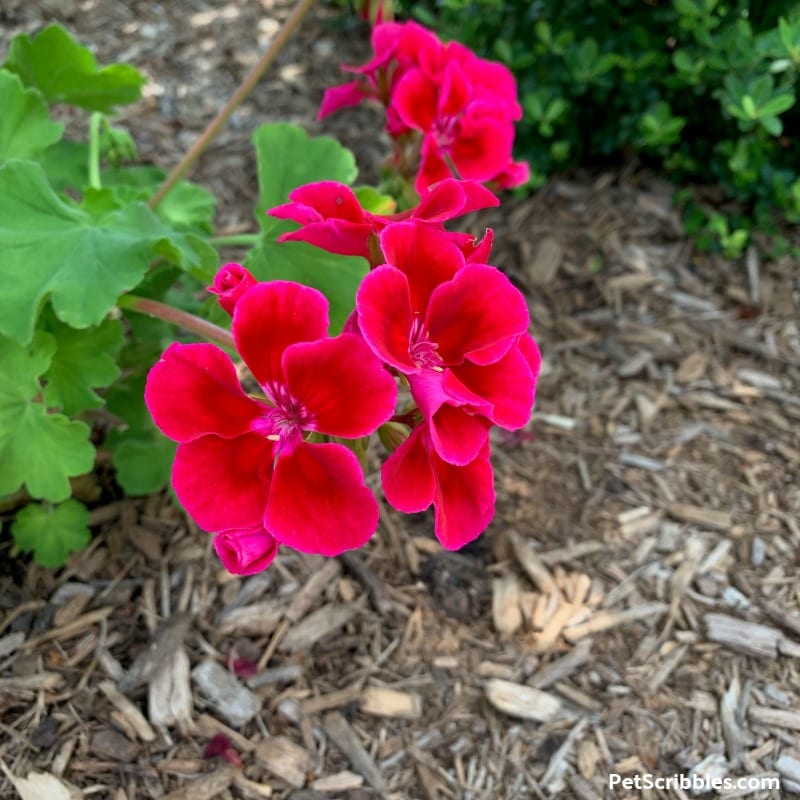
left=430, top=442, right=495, bottom=550
left=208, top=263, right=258, bottom=316
left=450, top=109, right=514, bottom=181
left=283, top=181, right=366, bottom=223
left=145, top=343, right=263, bottom=443
left=448, top=228, right=495, bottom=263
left=233, top=281, right=329, bottom=390
left=379, top=222, right=464, bottom=313
left=415, top=136, right=453, bottom=193
left=172, top=434, right=275, bottom=532
left=277, top=219, right=373, bottom=259
left=283, top=334, right=397, bottom=438
left=447, top=343, right=536, bottom=430
left=412, top=179, right=498, bottom=222
left=492, top=159, right=530, bottom=190
left=408, top=370, right=488, bottom=465
left=356, top=265, right=417, bottom=372
left=381, top=426, right=435, bottom=513
left=318, top=80, right=366, bottom=120
left=266, top=442, right=379, bottom=556
left=213, top=527, right=278, bottom=575
left=425, top=264, right=529, bottom=365
left=391, top=67, right=439, bottom=131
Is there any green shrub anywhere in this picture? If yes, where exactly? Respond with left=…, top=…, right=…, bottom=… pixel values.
left=400, top=0, right=800, bottom=251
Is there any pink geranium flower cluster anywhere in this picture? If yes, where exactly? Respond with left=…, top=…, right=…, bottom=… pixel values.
left=145, top=178, right=540, bottom=575
left=320, top=21, right=528, bottom=194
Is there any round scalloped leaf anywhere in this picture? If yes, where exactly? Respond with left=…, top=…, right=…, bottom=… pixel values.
left=42, top=316, right=123, bottom=415
left=3, top=25, right=145, bottom=112
left=11, top=499, right=91, bottom=568
left=0, top=160, right=212, bottom=344
left=0, top=332, right=95, bottom=501
left=0, top=69, right=63, bottom=160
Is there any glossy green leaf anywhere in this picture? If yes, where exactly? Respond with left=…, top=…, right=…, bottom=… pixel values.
left=11, top=499, right=91, bottom=567
left=0, top=70, right=63, bottom=160
left=0, top=332, right=94, bottom=501
left=3, top=24, right=145, bottom=112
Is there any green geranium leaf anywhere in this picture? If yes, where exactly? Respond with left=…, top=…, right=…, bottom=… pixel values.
left=11, top=499, right=91, bottom=568
left=0, top=70, right=63, bottom=161
left=0, top=160, right=213, bottom=343
left=4, top=24, right=145, bottom=112
left=0, top=332, right=94, bottom=501
left=42, top=316, right=123, bottom=415
left=105, top=372, right=175, bottom=495
left=245, top=241, right=368, bottom=334
left=103, top=166, right=217, bottom=233
left=354, top=185, right=397, bottom=215
left=112, top=437, right=176, bottom=495
left=37, top=139, right=89, bottom=191
left=249, top=124, right=361, bottom=330
left=253, top=123, right=358, bottom=236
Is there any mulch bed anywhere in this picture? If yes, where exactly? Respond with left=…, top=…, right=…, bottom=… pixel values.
left=1, top=2, right=799, bottom=798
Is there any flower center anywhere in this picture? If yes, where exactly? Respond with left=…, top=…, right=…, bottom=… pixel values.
left=258, top=383, right=310, bottom=453
left=409, top=315, right=443, bottom=370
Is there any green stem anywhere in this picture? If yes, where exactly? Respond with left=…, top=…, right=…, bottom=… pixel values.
left=149, top=0, right=317, bottom=210
left=88, top=112, right=104, bottom=190
left=210, top=233, right=261, bottom=247
left=118, top=295, right=235, bottom=349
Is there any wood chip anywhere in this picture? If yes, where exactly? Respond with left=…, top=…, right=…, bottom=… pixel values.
left=162, top=768, right=233, bottom=800
left=492, top=574, right=522, bottom=637
left=0, top=764, right=81, bottom=800
left=299, top=684, right=362, bottom=716
left=279, top=603, right=359, bottom=653
left=527, top=236, right=563, bottom=286
left=360, top=686, right=422, bottom=720
left=119, top=612, right=192, bottom=693
left=217, top=602, right=284, bottom=637
left=531, top=638, right=593, bottom=689
left=705, top=613, right=800, bottom=658
left=255, top=736, right=313, bottom=789
left=0, top=673, right=63, bottom=693
left=90, top=727, right=138, bottom=762
left=310, top=771, right=364, bottom=792
left=509, top=530, right=558, bottom=594
left=484, top=679, right=564, bottom=722
left=748, top=706, right=800, bottom=731
left=148, top=647, right=193, bottom=732
left=669, top=504, right=731, bottom=531
left=776, top=753, right=800, bottom=783
left=322, top=711, right=388, bottom=795
left=98, top=680, right=156, bottom=742
left=563, top=602, right=668, bottom=642
left=191, top=659, right=261, bottom=727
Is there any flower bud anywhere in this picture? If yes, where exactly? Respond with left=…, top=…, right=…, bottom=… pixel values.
left=378, top=421, right=410, bottom=453
left=208, top=263, right=257, bottom=316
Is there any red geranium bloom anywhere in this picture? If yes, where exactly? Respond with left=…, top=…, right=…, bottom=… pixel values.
left=382, top=422, right=495, bottom=550
left=318, top=21, right=439, bottom=122
left=391, top=59, right=516, bottom=192
left=146, top=279, right=397, bottom=563
left=268, top=178, right=498, bottom=265
left=357, top=220, right=532, bottom=385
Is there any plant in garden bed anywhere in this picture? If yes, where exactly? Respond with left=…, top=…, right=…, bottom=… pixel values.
left=0, top=8, right=539, bottom=574
left=399, top=0, right=800, bottom=256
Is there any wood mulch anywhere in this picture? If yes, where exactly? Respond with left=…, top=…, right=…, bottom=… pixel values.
left=1, top=1, right=799, bottom=798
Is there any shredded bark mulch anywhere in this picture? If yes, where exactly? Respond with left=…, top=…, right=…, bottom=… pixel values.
left=1, top=2, right=799, bottom=798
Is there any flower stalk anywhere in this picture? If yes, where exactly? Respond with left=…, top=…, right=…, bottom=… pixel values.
left=148, top=0, right=317, bottom=209
left=118, top=295, right=235, bottom=349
